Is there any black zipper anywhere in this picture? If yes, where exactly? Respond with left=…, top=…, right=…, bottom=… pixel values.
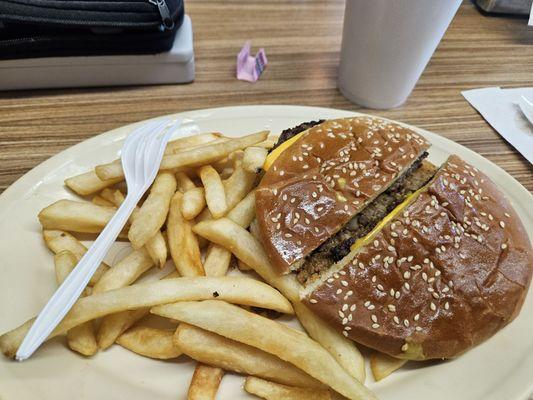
left=149, top=0, right=175, bottom=30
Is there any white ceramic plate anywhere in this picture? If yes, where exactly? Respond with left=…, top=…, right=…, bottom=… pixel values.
left=0, top=106, right=531, bottom=400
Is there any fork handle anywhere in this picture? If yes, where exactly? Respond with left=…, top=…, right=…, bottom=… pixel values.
left=16, top=191, right=142, bottom=361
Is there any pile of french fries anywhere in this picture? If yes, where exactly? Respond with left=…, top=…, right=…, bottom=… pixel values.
left=0, top=128, right=406, bottom=399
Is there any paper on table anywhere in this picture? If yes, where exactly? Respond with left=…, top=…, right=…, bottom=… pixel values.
left=462, top=87, right=533, bottom=164
left=236, top=41, right=268, bottom=83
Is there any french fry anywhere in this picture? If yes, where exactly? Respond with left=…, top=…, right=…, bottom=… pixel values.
left=176, top=172, right=197, bottom=193
left=242, top=146, right=268, bottom=174
left=249, top=218, right=262, bottom=242
left=97, top=309, right=149, bottom=350
left=91, top=195, right=115, bottom=207
left=223, top=166, right=257, bottom=212
left=181, top=187, right=207, bottom=220
left=65, top=170, right=122, bottom=196
left=167, top=192, right=205, bottom=277
left=175, top=324, right=323, bottom=389
left=128, top=172, right=177, bottom=249
left=101, top=189, right=167, bottom=268
left=95, top=131, right=269, bottom=181
left=255, top=135, right=280, bottom=150
left=293, top=302, right=366, bottom=383
left=193, top=219, right=300, bottom=302
left=370, top=352, right=407, bottom=382
left=160, top=131, right=268, bottom=170
left=202, top=192, right=256, bottom=276
left=144, top=231, right=168, bottom=269
left=92, top=248, right=154, bottom=294
left=226, top=190, right=256, bottom=228
left=96, top=271, right=180, bottom=349
left=203, top=244, right=233, bottom=277
left=151, top=301, right=376, bottom=400
left=199, top=165, right=227, bottom=218
left=192, top=218, right=366, bottom=383
left=92, top=133, right=221, bottom=187
left=43, top=230, right=109, bottom=285
left=244, top=377, right=332, bottom=400
left=0, top=276, right=293, bottom=358
left=38, top=200, right=117, bottom=234
left=54, top=251, right=98, bottom=357
left=237, top=259, right=252, bottom=271
left=116, top=325, right=181, bottom=360
left=188, top=364, right=224, bottom=400
left=165, top=132, right=222, bottom=155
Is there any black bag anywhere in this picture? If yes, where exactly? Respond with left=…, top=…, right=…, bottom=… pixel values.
left=0, top=0, right=185, bottom=60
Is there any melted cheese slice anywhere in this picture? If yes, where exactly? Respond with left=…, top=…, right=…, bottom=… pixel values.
left=264, top=131, right=305, bottom=171
left=350, top=187, right=425, bottom=252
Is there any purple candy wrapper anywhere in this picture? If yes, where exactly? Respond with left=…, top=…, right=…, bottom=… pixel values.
left=236, top=41, right=268, bottom=82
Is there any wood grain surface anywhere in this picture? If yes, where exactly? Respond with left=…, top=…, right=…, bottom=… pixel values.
left=0, top=0, right=531, bottom=194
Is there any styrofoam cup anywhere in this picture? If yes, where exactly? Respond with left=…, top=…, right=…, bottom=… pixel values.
left=338, top=0, right=462, bottom=109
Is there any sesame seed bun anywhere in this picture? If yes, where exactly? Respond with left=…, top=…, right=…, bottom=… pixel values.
left=302, top=155, right=533, bottom=360
left=256, top=117, right=430, bottom=274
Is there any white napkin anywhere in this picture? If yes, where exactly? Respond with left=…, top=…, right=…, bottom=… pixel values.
left=462, top=87, right=533, bottom=164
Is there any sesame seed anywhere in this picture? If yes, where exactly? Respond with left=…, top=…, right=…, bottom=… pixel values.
left=403, top=271, right=411, bottom=279
left=388, top=304, right=396, bottom=312
left=414, top=314, right=420, bottom=321
left=395, top=291, right=401, bottom=299
left=373, top=240, right=379, bottom=247
left=350, top=304, right=356, bottom=312
left=504, top=212, right=510, bottom=218
left=445, top=302, right=450, bottom=310
left=394, top=316, right=400, bottom=324
left=390, top=289, right=395, bottom=297
left=342, top=317, right=348, bottom=325
left=309, top=299, right=318, bottom=304
left=499, top=221, right=505, bottom=228
left=501, top=243, right=508, bottom=250
left=372, top=323, right=380, bottom=329
left=341, top=280, right=348, bottom=287
left=403, top=319, right=410, bottom=327
left=377, top=284, right=384, bottom=291
left=336, top=289, right=342, bottom=295
left=338, top=310, right=345, bottom=318
left=368, top=304, right=375, bottom=310
left=404, top=282, right=410, bottom=290
left=371, top=315, right=378, bottom=323
left=415, top=326, right=422, bottom=332
left=430, top=302, right=437, bottom=311
left=402, top=343, right=409, bottom=351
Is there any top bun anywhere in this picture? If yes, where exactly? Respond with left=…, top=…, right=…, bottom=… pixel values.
left=256, top=117, right=430, bottom=273
left=303, top=155, right=533, bottom=360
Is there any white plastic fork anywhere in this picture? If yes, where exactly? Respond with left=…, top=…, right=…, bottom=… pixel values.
left=16, top=118, right=180, bottom=361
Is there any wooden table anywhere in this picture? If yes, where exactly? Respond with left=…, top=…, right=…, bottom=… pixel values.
left=0, top=0, right=531, bottom=194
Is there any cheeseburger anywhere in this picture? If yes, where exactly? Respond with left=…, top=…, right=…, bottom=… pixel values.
left=255, top=117, right=532, bottom=360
